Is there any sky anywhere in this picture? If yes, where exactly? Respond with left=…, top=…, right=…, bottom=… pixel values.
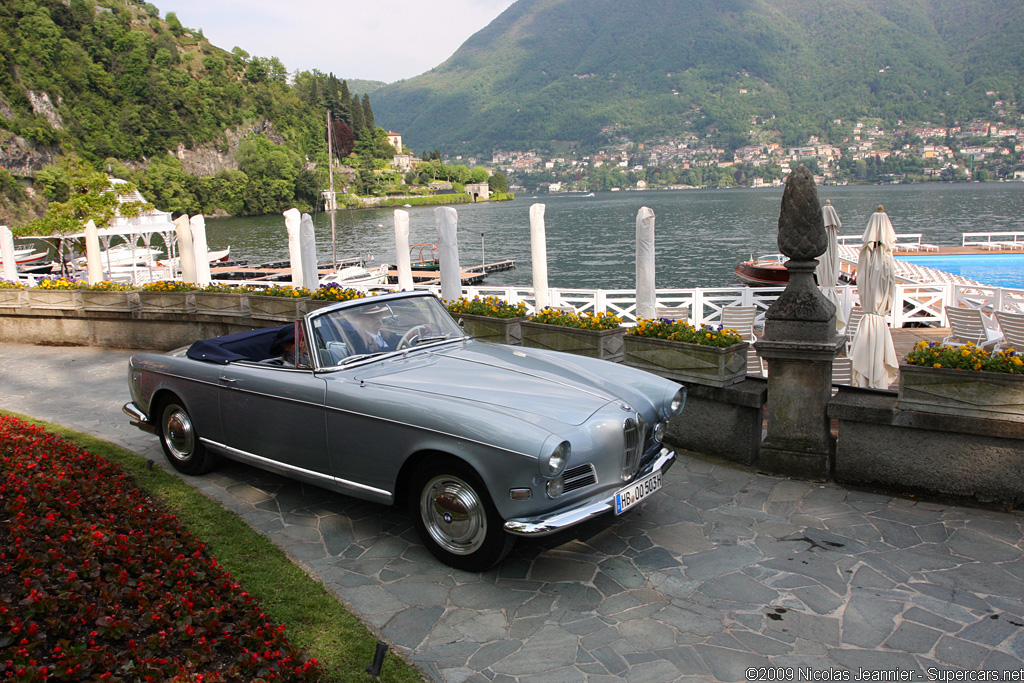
left=157, top=0, right=518, bottom=84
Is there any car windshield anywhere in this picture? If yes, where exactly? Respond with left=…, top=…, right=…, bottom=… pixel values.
left=309, top=296, right=465, bottom=366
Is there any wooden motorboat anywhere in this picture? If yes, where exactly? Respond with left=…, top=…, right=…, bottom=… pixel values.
left=734, top=254, right=789, bottom=286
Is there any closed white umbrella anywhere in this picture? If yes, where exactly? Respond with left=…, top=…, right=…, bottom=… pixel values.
left=393, top=210, right=414, bottom=291
left=174, top=214, right=197, bottom=283
left=817, top=200, right=845, bottom=331
left=850, top=205, right=898, bottom=389
left=190, top=215, right=212, bottom=286
left=635, top=207, right=656, bottom=320
left=84, top=219, right=103, bottom=285
left=435, top=207, right=462, bottom=302
left=530, top=203, right=549, bottom=310
left=0, top=226, right=18, bottom=282
left=299, top=213, right=319, bottom=290
left=284, top=208, right=303, bottom=288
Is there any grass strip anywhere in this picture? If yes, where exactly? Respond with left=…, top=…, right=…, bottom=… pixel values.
left=1, top=410, right=428, bottom=683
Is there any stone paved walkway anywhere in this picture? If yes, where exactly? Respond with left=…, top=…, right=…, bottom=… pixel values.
left=2, top=341, right=1024, bottom=682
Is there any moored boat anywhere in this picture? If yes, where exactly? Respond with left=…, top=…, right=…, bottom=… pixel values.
left=734, top=254, right=789, bottom=286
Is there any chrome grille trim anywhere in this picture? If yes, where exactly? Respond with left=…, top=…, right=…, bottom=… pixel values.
left=563, top=464, right=597, bottom=493
left=622, top=415, right=644, bottom=480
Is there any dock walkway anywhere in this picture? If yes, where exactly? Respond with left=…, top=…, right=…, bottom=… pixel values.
left=1, top=339, right=1022, bottom=682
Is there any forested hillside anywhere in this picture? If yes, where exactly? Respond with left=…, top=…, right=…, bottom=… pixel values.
left=0, top=0, right=385, bottom=227
left=373, top=0, right=1024, bottom=154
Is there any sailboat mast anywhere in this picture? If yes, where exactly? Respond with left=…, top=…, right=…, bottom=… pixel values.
left=327, top=109, right=337, bottom=268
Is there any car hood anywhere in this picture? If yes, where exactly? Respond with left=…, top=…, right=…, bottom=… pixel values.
left=351, top=341, right=620, bottom=426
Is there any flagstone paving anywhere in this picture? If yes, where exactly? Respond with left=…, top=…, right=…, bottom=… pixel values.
left=3, top=340, right=1024, bottom=682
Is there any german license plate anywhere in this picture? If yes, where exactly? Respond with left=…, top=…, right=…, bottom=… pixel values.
left=614, top=469, right=663, bottom=515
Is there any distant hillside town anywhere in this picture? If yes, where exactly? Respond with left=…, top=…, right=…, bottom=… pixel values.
left=468, top=116, right=1024, bottom=193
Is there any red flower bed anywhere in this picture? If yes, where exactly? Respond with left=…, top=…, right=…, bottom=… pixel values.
left=0, top=415, right=319, bottom=682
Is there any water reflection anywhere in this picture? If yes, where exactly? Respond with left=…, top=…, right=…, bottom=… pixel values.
left=202, top=184, right=1024, bottom=290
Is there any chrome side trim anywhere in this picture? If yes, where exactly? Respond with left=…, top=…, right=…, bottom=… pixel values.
left=200, top=438, right=394, bottom=503
left=503, top=447, right=675, bottom=536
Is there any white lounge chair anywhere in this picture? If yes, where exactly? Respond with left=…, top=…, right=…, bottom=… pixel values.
left=943, top=306, right=1003, bottom=351
left=831, top=357, right=852, bottom=386
left=721, top=306, right=763, bottom=376
left=843, top=306, right=865, bottom=355
left=655, top=304, right=689, bottom=323
left=994, top=311, right=1024, bottom=353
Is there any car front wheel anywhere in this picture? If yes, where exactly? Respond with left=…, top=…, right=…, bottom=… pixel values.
left=158, top=399, right=217, bottom=475
left=412, top=458, right=514, bottom=571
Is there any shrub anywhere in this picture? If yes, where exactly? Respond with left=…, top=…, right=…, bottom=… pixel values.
left=310, top=286, right=365, bottom=302
left=529, top=308, right=622, bottom=330
left=140, top=280, right=201, bottom=292
left=246, top=285, right=312, bottom=298
left=446, top=296, right=527, bottom=319
left=904, top=340, right=1024, bottom=374
left=630, top=318, right=745, bottom=347
left=0, top=414, right=319, bottom=682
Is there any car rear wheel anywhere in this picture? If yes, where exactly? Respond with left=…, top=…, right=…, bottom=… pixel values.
left=158, top=399, right=217, bottom=475
left=412, top=458, right=515, bottom=571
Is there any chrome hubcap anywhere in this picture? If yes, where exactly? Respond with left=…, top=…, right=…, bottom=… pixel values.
left=420, top=474, right=486, bottom=555
left=164, top=408, right=195, bottom=461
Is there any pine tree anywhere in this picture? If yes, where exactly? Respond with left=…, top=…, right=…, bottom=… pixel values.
left=362, top=93, right=374, bottom=130
left=350, top=94, right=365, bottom=133
left=338, top=80, right=352, bottom=126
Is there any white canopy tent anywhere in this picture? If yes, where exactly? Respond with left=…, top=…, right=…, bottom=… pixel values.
left=850, top=206, right=899, bottom=389
left=435, top=207, right=462, bottom=302
left=817, top=200, right=845, bottom=331
left=635, top=207, right=656, bottom=320
left=530, top=203, right=549, bottom=310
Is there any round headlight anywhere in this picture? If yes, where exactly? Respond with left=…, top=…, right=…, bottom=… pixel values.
left=654, top=421, right=666, bottom=443
left=667, top=387, right=686, bottom=417
left=541, top=440, right=570, bottom=477
left=546, top=476, right=564, bottom=499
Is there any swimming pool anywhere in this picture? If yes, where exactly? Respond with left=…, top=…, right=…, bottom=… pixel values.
left=897, top=253, right=1024, bottom=289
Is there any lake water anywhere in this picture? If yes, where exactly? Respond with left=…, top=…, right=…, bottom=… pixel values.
left=203, top=183, right=1024, bottom=290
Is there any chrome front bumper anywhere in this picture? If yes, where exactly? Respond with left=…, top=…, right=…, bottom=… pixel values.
left=123, top=402, right=156, bottom=434
left=503, top=446, right=675, bottom=536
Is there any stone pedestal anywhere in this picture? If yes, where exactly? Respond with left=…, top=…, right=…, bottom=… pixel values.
left=756, top=336, right=844, bottom=480
left=756, top=166, right=842, bottom=481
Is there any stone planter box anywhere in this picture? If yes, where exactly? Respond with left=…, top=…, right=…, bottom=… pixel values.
left=897, top=363, right=1024, bottom=422
left=302, top=299, right=335, bottom=315
left=138, top=291, right=195, bottom=315
left=27, top=289, right=82, bottom=310
left=623, top=335, right=748, bottom=388
left=248, top=295, right=307, bottom=322
left=80, top=290, right=137, bottom=313
left=521, top=322, right=625, bottom=362
left=194, top=291, right=249, bottom=318
left=0, top=289, right=26, bottom=309
left=456, top=314, right=527, bottom=345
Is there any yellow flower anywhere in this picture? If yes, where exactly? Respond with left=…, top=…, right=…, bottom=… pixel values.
left=1014, top=357, right=1023, bottom=366
left=933, top=363, right=942, bottom=368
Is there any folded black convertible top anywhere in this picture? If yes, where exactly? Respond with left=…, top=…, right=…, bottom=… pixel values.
left=185, top=324, right=290, bottom=364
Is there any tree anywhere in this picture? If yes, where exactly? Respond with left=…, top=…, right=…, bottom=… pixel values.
left=488, top=172, right=509, bottom=193
left=20, top=157, right=148, bottom=236
left=361, top=93, right=374, bottom=130
left=329, top=121, right=355, bottom=159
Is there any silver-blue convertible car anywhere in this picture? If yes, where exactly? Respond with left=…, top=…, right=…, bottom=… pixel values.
left=124, top=291, right=684, bottom=570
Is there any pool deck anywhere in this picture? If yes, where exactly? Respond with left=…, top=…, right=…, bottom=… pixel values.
left=2, top=337, right=1023, bottom=682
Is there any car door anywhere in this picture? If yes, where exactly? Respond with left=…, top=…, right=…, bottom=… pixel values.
left=216, top=362, right=331, bottom=477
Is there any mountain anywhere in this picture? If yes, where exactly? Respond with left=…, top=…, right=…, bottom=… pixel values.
left=372, top=0, right=1024, bottom=154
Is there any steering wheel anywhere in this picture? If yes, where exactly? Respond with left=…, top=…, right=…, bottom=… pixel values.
left=397, top=324, right=430, bottom=350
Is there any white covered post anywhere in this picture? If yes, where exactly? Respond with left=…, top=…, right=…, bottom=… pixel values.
left=284, top=208, right=303, bottom=288
left=635, top=207, right=656, bottom=320
left=530, top=203, right=549, bottom=310
left=190, top=214, right=212, bottom=285
left=299, top=213, right=319, bottom=290
left=84, top=219, right=103, bottom=285
left=394, top=209, right=414, bottom=291
left=435, top=207, right=462, bottom=302
left=0, top=226, right=19, bottom=282
left=174, top=214, right=197, bottom=283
